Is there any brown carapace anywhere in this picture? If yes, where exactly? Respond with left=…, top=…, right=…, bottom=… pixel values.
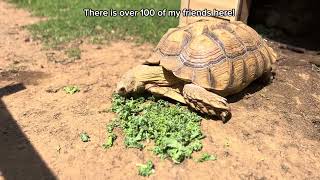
left=116, top=20, right=278, bottom=121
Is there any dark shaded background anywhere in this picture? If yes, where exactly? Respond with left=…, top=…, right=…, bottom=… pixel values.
left=248, top=0, right=320, bottom=51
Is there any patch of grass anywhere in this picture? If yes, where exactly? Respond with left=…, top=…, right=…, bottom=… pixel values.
left=80, top=132, right=90, bottom=142
left=137, top=160, right=154, bottom=177
left=196, top=153, right=217, bottom=162
left=63, top=85, right=80, bottom=94
left=8, top=0, right=179, bottom=46
left=107, top=94, right=204, bottom=163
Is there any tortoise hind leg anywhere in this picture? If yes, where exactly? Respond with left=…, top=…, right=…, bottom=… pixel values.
left=182, top=84, right=231, bottom=122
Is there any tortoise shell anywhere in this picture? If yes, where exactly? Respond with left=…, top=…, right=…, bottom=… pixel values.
left=152, top=20, right=277, bottom=95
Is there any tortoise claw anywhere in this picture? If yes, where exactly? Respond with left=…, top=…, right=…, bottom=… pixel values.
left=220, top=111, right=231, bottom=123
left=183, top=84, right=231, bottom=121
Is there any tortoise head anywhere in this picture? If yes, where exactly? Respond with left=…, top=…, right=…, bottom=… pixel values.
left=115, top=67, right=144, bottom=95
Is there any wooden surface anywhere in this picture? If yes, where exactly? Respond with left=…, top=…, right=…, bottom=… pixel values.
left=179, top=0, right=190, bottom=26
left=238, top=0, right=251, bottom=23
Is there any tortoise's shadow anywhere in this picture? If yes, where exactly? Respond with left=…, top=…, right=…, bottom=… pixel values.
left=227, top=78, right=267, bottom=103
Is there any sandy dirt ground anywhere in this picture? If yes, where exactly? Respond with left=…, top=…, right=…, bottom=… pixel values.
left=0, top=1, right=320, bottom=180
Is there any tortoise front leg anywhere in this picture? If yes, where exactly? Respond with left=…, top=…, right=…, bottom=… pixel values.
left=182, top=84, right=231, bottom=122
left=145, top=84, right=186, bottom=104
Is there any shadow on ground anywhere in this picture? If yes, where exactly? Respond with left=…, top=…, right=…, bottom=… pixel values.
left=0, top=83, right=56, bottom=180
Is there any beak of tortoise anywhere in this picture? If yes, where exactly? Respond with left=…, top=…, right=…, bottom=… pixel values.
left=115, top=83, right=128, bottom=95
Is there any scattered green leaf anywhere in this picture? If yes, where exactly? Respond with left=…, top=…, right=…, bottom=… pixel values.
left=80, top=132, right=90, bottom=142
left=196, top=153, right=217, bottom=162
left=63, top=86, right=80, bottom=94
left=102, top=133, right=117, bottom=149
left=137, top=160, right=154, bottom=177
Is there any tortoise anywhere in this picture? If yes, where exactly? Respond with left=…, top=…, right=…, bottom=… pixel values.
left=115, top=20, right=278, bottom=121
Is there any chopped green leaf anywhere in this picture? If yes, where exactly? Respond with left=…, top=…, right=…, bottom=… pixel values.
left=137, top=160, right=154, bottom=177
left=196, top=153, right=217, bottom=162
left=102, top=133, right=117, bottom=149
left=63, top=86, right=80, bottom=94
left=80, top=132, right=90, bottom=142
left=106, top=119, right=119, bottom=133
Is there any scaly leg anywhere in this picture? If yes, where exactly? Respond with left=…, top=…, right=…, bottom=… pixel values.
left=182, top=84, right=231, bottom=121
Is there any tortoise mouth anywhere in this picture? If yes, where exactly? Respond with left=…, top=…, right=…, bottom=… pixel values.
left=117, top=87, right=126, bottom=95
left=115, top=83, right=131, bottom=95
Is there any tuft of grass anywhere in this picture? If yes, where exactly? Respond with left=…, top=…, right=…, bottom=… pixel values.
left=137, top=160, right=154, bottom=177
left=63, top=85, right=80, bottom=94
left=196, top=153, right=217, bottom=162
left=8, top=0, right=179, bottom=46
left=107, top=94, right=204, bottom=163
left=80, top=132, right=90, bottom=142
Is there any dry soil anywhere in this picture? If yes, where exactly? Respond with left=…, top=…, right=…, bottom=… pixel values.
left=0, top=1, right=320, bottom=180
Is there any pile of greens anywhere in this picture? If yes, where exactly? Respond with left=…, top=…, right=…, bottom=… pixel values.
left=105, top=94, right=205, bottom=163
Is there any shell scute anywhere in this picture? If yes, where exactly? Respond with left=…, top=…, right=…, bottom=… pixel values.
left=157, top=29, right=191, bottom=56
